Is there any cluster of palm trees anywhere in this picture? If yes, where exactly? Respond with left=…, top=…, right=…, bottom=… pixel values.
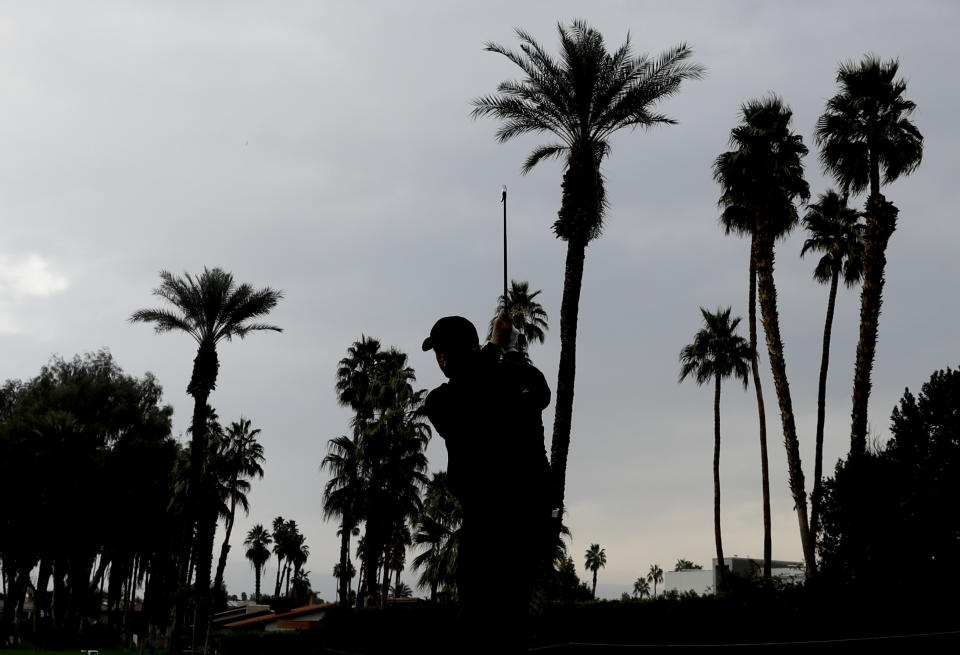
left=322, top=337, right=431, bottom=608
left=680, top=56, right=921, bottom=582
left=239, top=518, right=310, bottom=604
left=631, top=564, right=666, bottom=599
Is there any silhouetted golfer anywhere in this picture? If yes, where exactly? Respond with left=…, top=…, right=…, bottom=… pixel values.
left=423, top=312, right=551, bottom=654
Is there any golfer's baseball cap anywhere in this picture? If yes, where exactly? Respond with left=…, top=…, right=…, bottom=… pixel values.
left=422, top=316, right=480, bottom=354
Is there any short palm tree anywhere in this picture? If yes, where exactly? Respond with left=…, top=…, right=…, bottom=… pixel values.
left=487, top=280, right=549, bottom=353
left=815, top=56, right=923, bottom=458
left=213, top=418, right=265, bottom=604
left=679, top=307, right=752, bottom=586
left=130, top=268, right=282, bottom=645
left=632, top=577, right=650, bottom=599
left=583, top=543, right=607, bottom=599
left=714, top=97, right=815, bottom=576
left=647, top=564, right=664, bottom=597
left=473, top=21, right=704, bottom=528
left=244, top=524, right=272, bottom=603
left=801, top=190, right=865, bottom=542
left=271, top=516, right=288, bottom=597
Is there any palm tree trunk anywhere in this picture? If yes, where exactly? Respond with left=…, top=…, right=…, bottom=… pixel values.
left=338, top=522, right=351, bottom=605
left=754, top=230, right=816, bottom=578
left=274, top=555, right=283, bottom=597
left=179, top=341, right=219, bottom=655
left=850, top=194, right=898, bottom=458
left=810, top=270, right=840, bottom=548
left=550, top=237, right=587, bottom=528
left=748, top=244, right=773, bottom=580
left=213, top=492, right=238, bottom=607
left=713, top=374, right=725, bottom=589
left=254, top=564, right=261, bottom=604
left=591, top=570, right=597, bottom=599
left=192, top=510, right=217, bottom=654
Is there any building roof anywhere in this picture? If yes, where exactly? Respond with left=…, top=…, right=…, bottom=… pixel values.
left=223, top=603, right=335, bottom=629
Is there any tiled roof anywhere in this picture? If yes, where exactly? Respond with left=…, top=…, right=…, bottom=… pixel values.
left=223, top=603, right=335, bottom=628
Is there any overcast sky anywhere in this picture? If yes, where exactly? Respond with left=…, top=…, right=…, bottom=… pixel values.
left=1, top=0, right=957, bottom=600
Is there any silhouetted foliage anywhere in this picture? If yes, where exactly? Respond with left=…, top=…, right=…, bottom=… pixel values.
left=818, top=366, right=960, bottom=596
left=0, top=350, right=177, bottom=647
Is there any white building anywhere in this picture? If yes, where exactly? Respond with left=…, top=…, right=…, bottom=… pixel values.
left=663, top=557, right=805, bottom=596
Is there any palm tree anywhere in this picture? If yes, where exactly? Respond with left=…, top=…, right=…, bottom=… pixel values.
left=473, top=22, right=704, bottom=527
left=391, top=581, right=412, bottom=598
left=322, top=434, right=364, bottom=606
left=647, top=564, right=664, bottom=597
left=714, top=97, right=815, bottom=577
left=212, top=418, right=265, bottom=604
left=717, top=145, right=775, bottom=580
left=412, top=472, right=462, bottom=601
left=632, top=577, right=650, bottom=599
left=583, top=543, right=607, bottom=599
left=801, top=190, right=865, bottom=544
left=271, top=516, right=289, bottom=597
left=814, top=56, right=923, bottom=459
left=243, top=525, right=272, bottom=603
left=487, top=280, right=549, bottom=353
left=679, top=307, right=752, bottom=586
left=130, top=267, right=281, bottom=649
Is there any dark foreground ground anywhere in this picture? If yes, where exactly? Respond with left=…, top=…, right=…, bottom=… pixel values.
left=214, top=592, right=960, bottom=655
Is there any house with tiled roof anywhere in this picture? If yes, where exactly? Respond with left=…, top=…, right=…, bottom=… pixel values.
left=222, top=603, right=335, bottom=631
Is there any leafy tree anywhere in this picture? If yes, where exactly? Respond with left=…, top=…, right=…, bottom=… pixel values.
left=674, top=559, right=703, bottom=571
left=815, top=56, right=923, bottom=459
left=487, top=280, right=549, bottom=353
left=583, top=543, right=607, bottom=599
left=633, top=577, right=651, bottom=599
left=243, top=524, right=272, bottom=604
left=0, top=351, right=176, bottom=646
left=800, top=190, right=865, bottom=543
left=714, top=97, right=814, bottom=576
left=130, top=267, right=282, bottom=649
left=212, top=418, right=266, bottom=606
left=647, top=564, right=664, bottom=597
left=819, top=367, right=960, bottom=596
left=473, top=21, right=703, bottom=529
left=679, top=307, right=752, bottom=586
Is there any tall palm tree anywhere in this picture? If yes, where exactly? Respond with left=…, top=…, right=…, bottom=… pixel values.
left=322, top=434, right=364, bottom=606
left=212, top=418, right=265, bottom=604
left=801, top=190, right=865, bottom=544
left=583, top=543, right=607, bottom=599
left=646, top=564, right=664, bottom=597
left=632, top=577, right=650, bottom=599
left=130, top=267, right=281, bottom=650
left=679, top=307, right=752, bottom=587
left=714, top=97, right=815, bottom=576
left=473, top=22, right=704, bottom=526
left=243, top=525, right=272, bottom=603
left=814, top=56, right=923, bottom=459
left=717, top=153, right=775, bottom=580
left=487, top=280, right=549, bottom=353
